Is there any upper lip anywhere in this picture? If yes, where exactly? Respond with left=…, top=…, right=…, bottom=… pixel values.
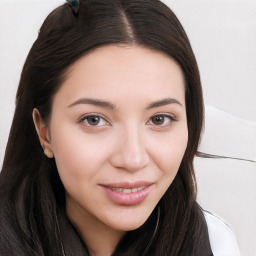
left=100, top=181, right=153, bottom=189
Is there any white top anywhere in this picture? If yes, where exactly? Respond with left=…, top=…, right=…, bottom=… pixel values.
left=204, top=211, right=240, bottom=256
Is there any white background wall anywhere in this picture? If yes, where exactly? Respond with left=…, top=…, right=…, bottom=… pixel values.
left=0, top=0, right=255, bottom=255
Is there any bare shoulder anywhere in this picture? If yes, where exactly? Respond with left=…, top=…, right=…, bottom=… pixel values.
left=203, top=210, right=240, bottom=256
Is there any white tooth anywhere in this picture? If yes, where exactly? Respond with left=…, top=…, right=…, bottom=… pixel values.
left=131, top=188, right=138, bottom=193
left=109, top=186, right=146, bottom=193
left=122, top=188, right=132, bottom=193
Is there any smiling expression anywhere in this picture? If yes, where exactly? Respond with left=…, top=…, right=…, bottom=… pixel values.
left=40, top=45, right=188, bottom=232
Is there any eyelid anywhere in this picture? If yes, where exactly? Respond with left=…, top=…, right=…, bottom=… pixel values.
left=77, top=113, right=110, bottom=126
left=147, top=113, right=177, bottom=126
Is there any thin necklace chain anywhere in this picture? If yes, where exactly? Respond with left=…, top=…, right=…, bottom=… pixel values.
left=55, top=211, right=66, bottom=256
left=141, top=206, right=161, bottom=256
left=55, top=206, right=160, bottom=256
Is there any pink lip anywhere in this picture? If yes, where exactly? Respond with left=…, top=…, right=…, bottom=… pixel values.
left=100, top=181, right=153, bottom=206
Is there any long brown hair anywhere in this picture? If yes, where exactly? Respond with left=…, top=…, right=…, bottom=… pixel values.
left=0, top=0, right=212, bottom=255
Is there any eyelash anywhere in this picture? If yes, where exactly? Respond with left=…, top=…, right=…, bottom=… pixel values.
left=78, top=114, right=109, bottom=127
left=78, top=113, right=177, bottom=127
left=147, top=114, right=177, bottom=127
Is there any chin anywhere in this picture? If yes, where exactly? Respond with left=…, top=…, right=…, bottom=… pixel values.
left=105, top=210, right=153, bottom=232
left=112, top=221, right=146, bottom=232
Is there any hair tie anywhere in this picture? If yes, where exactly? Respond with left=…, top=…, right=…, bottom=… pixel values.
left=66, top=0, right=79, bottom=15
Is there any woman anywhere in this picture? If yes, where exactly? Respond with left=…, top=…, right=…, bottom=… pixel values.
left=0, top=0, right=239, bottom=255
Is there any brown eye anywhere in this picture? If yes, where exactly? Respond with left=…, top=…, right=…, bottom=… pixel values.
left=151, top=115, right=165, bottom=125
left=86, top=116, right=101, bottom=125
left=148, top=114, right=175, bottom=126
left=80, top=115, right=108, bottom=126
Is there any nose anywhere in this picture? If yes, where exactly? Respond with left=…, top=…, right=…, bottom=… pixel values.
left=110, top=127, right=150, bottom=172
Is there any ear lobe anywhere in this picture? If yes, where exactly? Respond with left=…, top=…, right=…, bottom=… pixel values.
left=32, top=108, right=54, bottom=158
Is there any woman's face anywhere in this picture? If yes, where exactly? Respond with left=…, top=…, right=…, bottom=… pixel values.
left=42, top=45, right=188, bottom=232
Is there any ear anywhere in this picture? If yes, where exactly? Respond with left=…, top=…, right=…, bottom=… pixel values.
left=32, top=108, right=54, bottom=158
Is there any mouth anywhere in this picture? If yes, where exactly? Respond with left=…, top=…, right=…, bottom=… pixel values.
left=100, top=182, right=153, bottom=206
left=106, top=186, right=147, bottom=193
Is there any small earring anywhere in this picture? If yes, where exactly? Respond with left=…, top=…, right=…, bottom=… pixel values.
left=44, top=148, right=54, bottom=158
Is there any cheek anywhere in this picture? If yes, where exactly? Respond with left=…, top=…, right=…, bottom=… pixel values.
left=49, top=124, right=111, bottom=183
left=152, top=130, right=188, bottom=198
left=150, top=126, right=188, bottom=177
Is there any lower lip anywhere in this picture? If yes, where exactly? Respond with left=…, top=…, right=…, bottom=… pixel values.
left=101, top=185, right=151, bottom=206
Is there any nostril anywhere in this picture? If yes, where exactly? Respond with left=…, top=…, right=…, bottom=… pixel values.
left=110, top=147, right=150, bottom=172
left=109, top=131, right=150, bottom=171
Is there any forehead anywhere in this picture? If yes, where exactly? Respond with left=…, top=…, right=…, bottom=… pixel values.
left=53, top=45, right=185, bottom=108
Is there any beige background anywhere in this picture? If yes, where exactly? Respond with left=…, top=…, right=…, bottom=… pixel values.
left=1, top=0, right=256, bottom=255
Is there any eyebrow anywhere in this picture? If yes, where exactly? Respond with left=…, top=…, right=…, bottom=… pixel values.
left=68, top=97, right=183, bottom=110
left=146, top=98, right=183, bottom=109
left=68, top=98, right=116, bottom=109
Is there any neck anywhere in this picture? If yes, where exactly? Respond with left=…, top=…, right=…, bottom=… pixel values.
left=66, top=200, right=125, bottom=256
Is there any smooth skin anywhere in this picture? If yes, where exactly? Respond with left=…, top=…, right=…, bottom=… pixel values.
left=33, top=45, right=188, bottom=256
